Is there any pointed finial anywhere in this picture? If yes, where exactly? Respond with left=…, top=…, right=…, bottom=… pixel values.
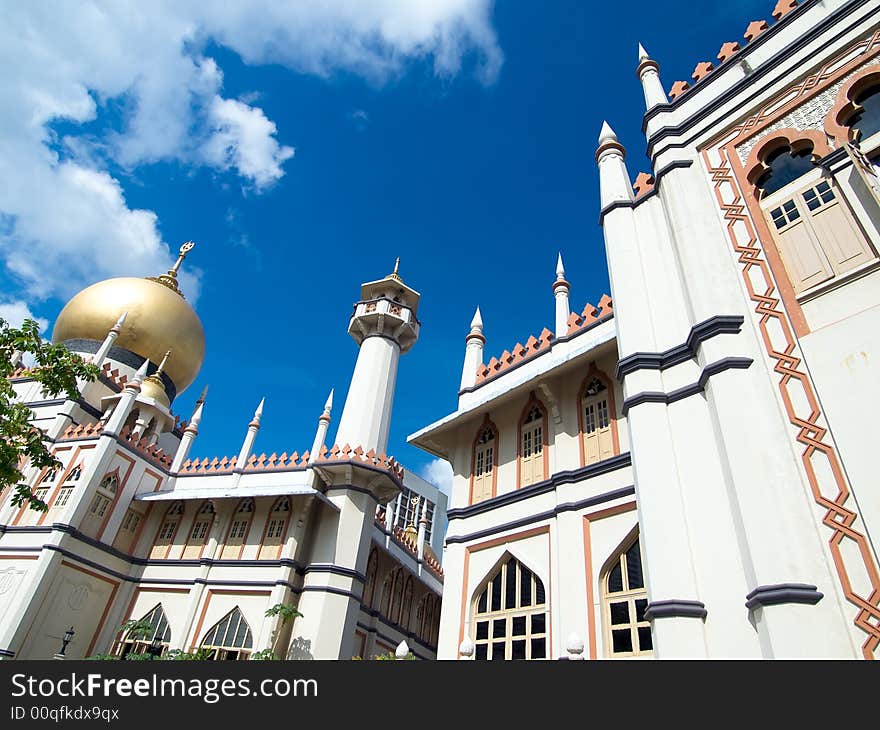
left=470, top=306, right=483, bottom=331
left=556, top=253, right=565, bottom=279
left=598, top=121, right=618, bottom=146
left=133, top=359, right=150, bottom=385
left=189, top=400, right=205, bottom=429
left=254, top=397, right=265, bottom=420
left=638, top=43, right=649, bottom=62
left=146, top=241, right=195, bottom=297
left=388, top=256, right=403, bottom=283
left=196, top=385, right=209, bottom=406
left=324, top=389, right=334, bottom=412
left=112, top=311, right=128, bottom=331
left=155, top=350, right=171, bottom=377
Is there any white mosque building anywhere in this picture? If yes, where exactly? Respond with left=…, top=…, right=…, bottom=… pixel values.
left=409, top=0, right=880, bottom=659
left=0, top=250, right=446, bottom=660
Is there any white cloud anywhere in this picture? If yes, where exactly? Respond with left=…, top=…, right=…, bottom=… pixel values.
left=0, top=299, right=50, bottom=333
left=421, top=458, right=454, bottom=496
left=0, top=1, right=501, bottom=304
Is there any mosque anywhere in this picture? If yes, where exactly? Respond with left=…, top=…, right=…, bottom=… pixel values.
left=2, top=0, right=880, bottom=662
left=409, top=0, right=880, bottom=659
left=0, top=249, right=446, bottom=660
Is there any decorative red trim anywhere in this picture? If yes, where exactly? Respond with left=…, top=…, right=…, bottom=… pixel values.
left=468, top=414, right=499, bottom=505
left=825, top=66, right=880, bottom=144
left=576, top=363, right=621, bottom=468
left=515, top=392, right=549, bottom=489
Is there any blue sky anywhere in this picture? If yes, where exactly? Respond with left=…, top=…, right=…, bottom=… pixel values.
left=0, top=0, right=772, bottom=488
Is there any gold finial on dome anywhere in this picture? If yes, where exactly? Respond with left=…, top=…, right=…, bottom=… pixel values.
left=146, top=241, right=195, bottom=298
left=141, top=350, right=172, bottom=408
left=388, top=256, right=403, bottom=283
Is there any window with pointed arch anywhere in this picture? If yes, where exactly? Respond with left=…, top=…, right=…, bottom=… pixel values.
left=601, top=531, right=652, bottom=658
left=472, top=556, right=547, bottom=660
left=379, top=569, right=397, bottom=619
left=518, top=397, right=548, bottom=488
left=389, top=569, right=406, bottom=625
left=399, top=577, right=414, bottom=630
left=750, top=138, right=876, bottom=295
left=470, top=418, right=498, bottom=504
left=183, top=502, right=215, bottom=559
left=151, top=501, right=184, bottom=559
left=115, top=604, right=171, bottom=658
left=579, top=373, right=617, bottom=466
left=221, top=498, right=254, bottom=559
left=114, top=507, right=144, bottom=553
left=258, top=497, right=291, bottom=560
left=87, top=472, right=118, bottom=521
left=200, top=607, right=253, bottom=661
left=363, top=549, right=379, bottom=608
left=415, top=594, right=439, bottom=647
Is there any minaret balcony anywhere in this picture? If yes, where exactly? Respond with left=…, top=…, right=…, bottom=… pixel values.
left=348, top=297, right=420, bottom=351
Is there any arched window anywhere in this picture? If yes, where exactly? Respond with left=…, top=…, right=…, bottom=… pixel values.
left=470, top=419, right=497, bottom=504
left=580, top=375, right=615, bottom=465
left=258, top=497, right=290, bottom=560
left=390, top=569, right=405, bottom=624
left=221, top=498, right=254, bottom=559
left=848, top=85, right=880, bottom=142
left=518, top=398, right=547, bottom=488
left=200, top=607, right=253, bottom=661
left=116, top=604, right=171, bottom=658
left=753, top=142, right=876, bottom=295
left=472, top=556, right=547, bottom=660
left=151, top=501, right=184, bottom=559
left=416, top=594, right=439, bottom=647
left=363, top=549, right=378, bottom=608
left=601, top=532, right=652, bottom=658
left=87, top=472, right=118, bottom=521
left=400, top=577, right=413, bottom=631
left=43, top=467, right=59, bottom=483
left=183, top=502, right=215, bottom=559
left=114, top=507, right=144, bottom=553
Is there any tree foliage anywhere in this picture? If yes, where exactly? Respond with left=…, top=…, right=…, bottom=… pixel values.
left=1, top=317, right=99, bottom=511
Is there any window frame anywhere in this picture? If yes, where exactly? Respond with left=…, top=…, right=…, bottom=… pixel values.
left=469, top=416, right=499, bottom=505
left=516, top=393, right=549, bottom=489
left=600, top=531, right=652, bottom=659
left=577, top=366, right=619, bottom=467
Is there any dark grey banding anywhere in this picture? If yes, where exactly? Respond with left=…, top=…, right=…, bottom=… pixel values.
left=644, top=600, right=707, bottom=620
left=621, top=357, right=753, bottom=415
left=598, top=160, right=694, bottom=224
left=617, top=315, right=744, bottom=379
left=446, top=453, right=632, bottom=520
left=60, top=339, right=177, bottom=402
left=304, top=564, right=367, bottom=584
left=458, top=313, right=615, bottom=396
left=745, top=583, right=823, bottom=609
left=355, top=619, right=435, bottom=656
left=643, top=0, right=864, bottom=161
left=445, top=485, right=635, bottom=545
left=0, top=648, right=15, bottom=657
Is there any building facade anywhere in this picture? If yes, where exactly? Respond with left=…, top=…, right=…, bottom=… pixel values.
left=0, top=252, right=445, bottom=660
left=410, top=0, right=880, bottom=659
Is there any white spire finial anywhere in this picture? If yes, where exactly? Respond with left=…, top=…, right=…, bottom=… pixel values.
left=189, top=400, right=205, bottom=429
left=556, top=252, right=565, bottom=279
left=113, top=311, right=128, bottom=330
left=324, top=389, right=334, bottom=412
left=395, top=640, right=410, bottom=659
left=598, top=121, right=618, bottom=146
left=254, top=397, right=265, bottom=421
left=196, top=385, right=209, bottom=405
left=470, top=306, right=483, bottom=332
left=638, top=42, right=649, bottom=62
left=133, top=359, right=150, bottom=384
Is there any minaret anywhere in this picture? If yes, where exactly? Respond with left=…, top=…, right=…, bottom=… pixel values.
left=459, top=307, right=485, bottom=391
left=171, top=386, right=207, bottom=471
left=553, top=254, right=570, bottom=338
left=92, top=311, right=127, bottom=368
left=637, top=43, right=668, bottom=109
left=103, top=360, right=149, bottom=436
left=308, top=389, right=334, bottom=464
left=597, top=122, right=633, bottom=208
left=236, top=398, right=264, bottom=471
left=333, top=260, right=420, bottom=455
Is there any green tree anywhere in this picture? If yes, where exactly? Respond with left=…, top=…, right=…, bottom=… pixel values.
left=1, top=317, right=99, bottom=511
left=254, top=602, right=303, bottom=660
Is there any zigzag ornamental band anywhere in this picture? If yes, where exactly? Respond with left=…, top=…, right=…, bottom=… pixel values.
left=701, top=97, right=880, bottom=656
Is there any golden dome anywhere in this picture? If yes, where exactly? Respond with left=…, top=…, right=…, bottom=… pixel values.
left=52, top=270, right=205, bottom=395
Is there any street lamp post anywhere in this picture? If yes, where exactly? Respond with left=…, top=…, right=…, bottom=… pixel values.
left=53, top=627, right=75, bottom=660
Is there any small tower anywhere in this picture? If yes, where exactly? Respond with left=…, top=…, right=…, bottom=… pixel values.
left=597, top=122, right=633, bottom=208
left=308, top=389, right=334, bottom=464
left=637, top=43, right=669, bottom=109
left=334, top=260, right=420, bottom=454
left=459, top=307, right=485, bottom=392
left=553, top=254, right=570, bottom=338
